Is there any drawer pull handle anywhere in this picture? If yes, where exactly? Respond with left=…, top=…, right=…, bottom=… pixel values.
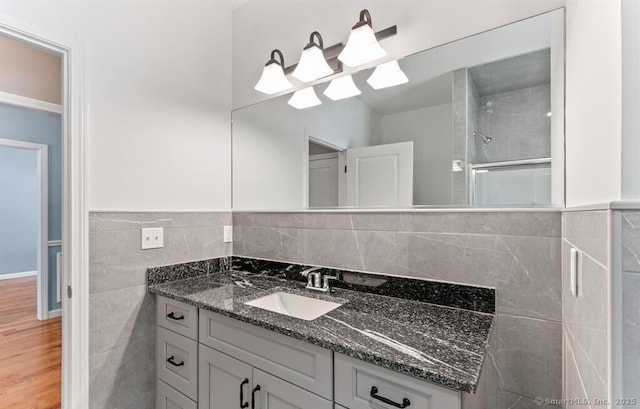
left=251, top=385, right=261, bottom=409
left=240, top=378, right=249, bottom=408
left=167, top=312, right=185, bottom=320
left=370, top=386, right=411, bottom=408
left=166, top=355, right=185, bottom=367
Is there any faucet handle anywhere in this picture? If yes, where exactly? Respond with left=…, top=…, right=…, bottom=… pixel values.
left=322, top=275, right=340, bottom=292
left=300, top=266, right=322, bottom=277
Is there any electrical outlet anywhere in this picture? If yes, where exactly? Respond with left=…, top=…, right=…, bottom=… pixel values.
left=141, top=227, right=164, bottom=250
left=223, top=226, right=233, bottom=243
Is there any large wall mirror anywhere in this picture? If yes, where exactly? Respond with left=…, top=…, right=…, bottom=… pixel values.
left=233, top=9, right=564, bottom=210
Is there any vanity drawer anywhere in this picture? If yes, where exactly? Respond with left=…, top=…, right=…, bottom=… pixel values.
left=157, top=296, right=198, bottom=340
left=157, top=326, right=198, bottom=400
left=334, top=353, right=461, bottom=409
left=156, top=380, right=196, bottom=409
left=199, top=310, right=333, bottom=399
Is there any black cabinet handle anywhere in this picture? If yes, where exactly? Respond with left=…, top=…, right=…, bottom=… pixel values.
left=167, top=312, right=185, bottom=320
left=370, top=386, right=411, bottom=408
left=240, top=378, right=249, bottom=408
left=251, top=385, right=261, bottom=409
left=166, top=355, right=185, bottom=367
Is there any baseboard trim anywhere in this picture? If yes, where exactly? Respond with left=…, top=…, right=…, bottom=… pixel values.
left=0, top=271, right=37, bottom=280
left=47, top=309, right=62, bottom=319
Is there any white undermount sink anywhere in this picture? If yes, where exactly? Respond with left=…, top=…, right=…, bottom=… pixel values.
left=244, top=291, right=342, bottom=321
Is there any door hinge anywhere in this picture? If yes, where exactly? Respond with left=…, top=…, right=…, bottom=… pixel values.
left=344, top=165, right=347, bottom=173
left=67, top=285, right=72, bottom=299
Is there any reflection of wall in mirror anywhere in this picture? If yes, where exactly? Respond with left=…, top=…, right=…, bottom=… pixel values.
left=380, top=104, right=453, bottom=206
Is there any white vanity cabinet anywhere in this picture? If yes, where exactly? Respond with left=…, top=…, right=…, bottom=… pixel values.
left=155, top=296, right=462, bottom=409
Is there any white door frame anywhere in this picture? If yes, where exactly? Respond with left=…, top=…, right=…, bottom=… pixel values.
left=0, top=138, right=49, bottom=320
left=0, top=14, right=88, bottom=409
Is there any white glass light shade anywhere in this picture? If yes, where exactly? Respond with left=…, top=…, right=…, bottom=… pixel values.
left=254, top=62, right=292, bottom=94
left=291, top=45, right=334, bottom=83
left=287, top=87, right=322, bottom=109
left=323, top=75, right=361, bottom=101
left=366, top=60, right=409, bottom=90
left=338, top=24, right=386, bottom=67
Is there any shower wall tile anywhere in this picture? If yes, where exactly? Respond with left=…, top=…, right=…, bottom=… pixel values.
left=89, top=211, right=232, bottom=409
left=476, top=84, right=551, bottom=163
left=452, top=68, right=468, bottom=205
left=234, top=210, right=563, bottom=409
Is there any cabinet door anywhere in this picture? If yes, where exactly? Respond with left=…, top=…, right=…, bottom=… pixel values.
left=156, top=380, right=196, bottom=409
left=253, top=369, right=332, bottom=409
left=199, top=344, right=253, bottom=409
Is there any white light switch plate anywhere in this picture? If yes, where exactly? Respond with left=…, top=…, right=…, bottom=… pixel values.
left=141, top=227, right=164, bottom=250
left=223, top=226, right=233, bottom=243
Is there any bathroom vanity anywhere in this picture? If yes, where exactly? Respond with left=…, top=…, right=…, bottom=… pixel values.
left=148, top=257, right=494, bottom=409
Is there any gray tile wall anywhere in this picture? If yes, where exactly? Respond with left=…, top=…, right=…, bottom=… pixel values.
left=621, top=211, right=640, bottom=401
left=476, top=84, right=551, bottom=163
left=89, top=211, right=232, bottom=409
left=452, top=68, right=469, bottom=205
left=233, top=210, right=563, bottom=408
left=562, top=211, right=611, bottom=407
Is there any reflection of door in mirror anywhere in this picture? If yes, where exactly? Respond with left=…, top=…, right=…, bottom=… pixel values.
left=308, top=142, right=340, bottom=208
left=345, top=142, right=413, bottom=207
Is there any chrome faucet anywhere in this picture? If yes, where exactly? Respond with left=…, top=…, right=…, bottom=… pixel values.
left=300, top=267, right=339, bottom=293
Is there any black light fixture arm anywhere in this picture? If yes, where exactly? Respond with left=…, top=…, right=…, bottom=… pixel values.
left=266, top=49, right=285, bottom=67
left=304, top=31, right=324, bottom=50
left=354, top=9, right=373, bottom=29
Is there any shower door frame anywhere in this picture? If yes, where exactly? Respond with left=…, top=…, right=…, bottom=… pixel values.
left=469, top=157, right=552, bottom=205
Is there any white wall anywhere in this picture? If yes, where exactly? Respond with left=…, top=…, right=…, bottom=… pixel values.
left=232, top=90, right=379, bottom=210
left=622, top=0, right=640, bottom=200
left=0, top=0, right=234, bottom=211
left=233, top=95, right=305, bottom=210
left=380, top=104, right=453, bottom=205
left=565, top=0, right=622, bottom=206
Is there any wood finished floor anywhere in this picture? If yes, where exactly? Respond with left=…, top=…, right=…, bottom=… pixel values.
left=0, top=277, right=61, bottom=409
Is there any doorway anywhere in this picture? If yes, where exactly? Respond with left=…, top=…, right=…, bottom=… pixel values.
left=0, top=18, right=88, bottom=408
left=0, top=138, right=51, bottom=320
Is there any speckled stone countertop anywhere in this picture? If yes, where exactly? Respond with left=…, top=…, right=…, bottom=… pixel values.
left=148, top=261, right=494, bottom=393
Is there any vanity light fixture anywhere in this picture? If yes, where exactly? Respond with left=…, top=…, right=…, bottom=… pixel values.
left=323, top=74, right=361, bottom=101
left=366, top=60, right=409, bottom=90
left=338, top=9, right=387, bottom=67
left=287, top=86, right=322, bottom=109
left=254, top=49, right=293, bottom=95
left=292, top=31, right=334, bottom=83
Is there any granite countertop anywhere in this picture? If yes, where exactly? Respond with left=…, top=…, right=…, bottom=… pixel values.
left=148, top=267, right=494, bottom=393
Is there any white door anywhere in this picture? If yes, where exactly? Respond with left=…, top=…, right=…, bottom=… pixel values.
left=345, top=142, right=413, bottom=206
left=309, top=153, right=339, bottom=207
